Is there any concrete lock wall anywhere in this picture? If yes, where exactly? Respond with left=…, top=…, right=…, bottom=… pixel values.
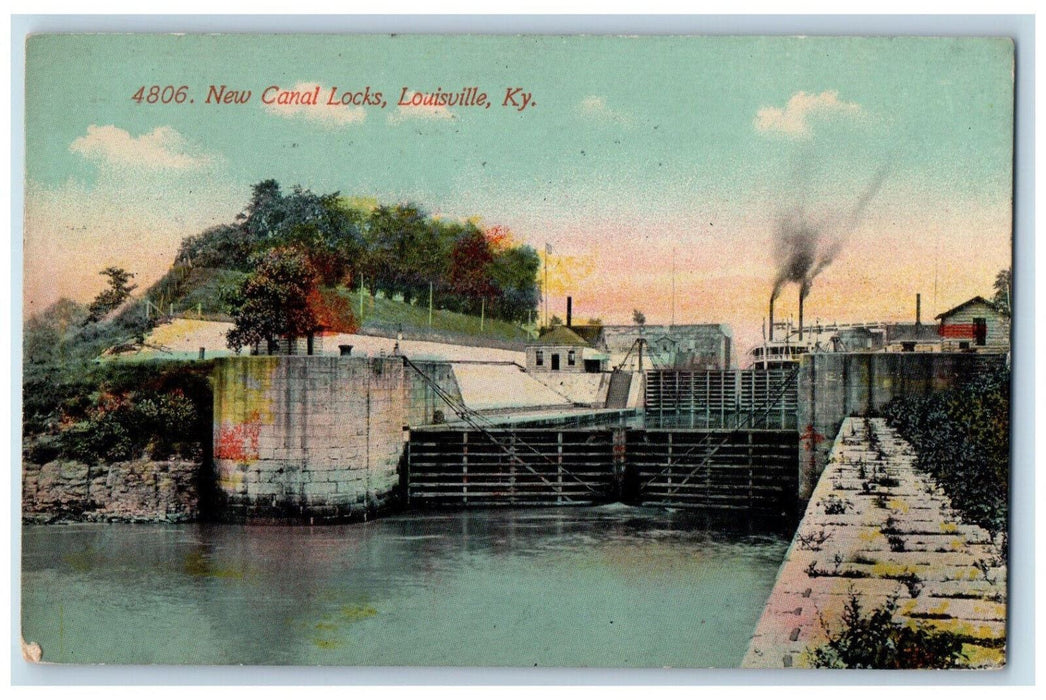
left=406, top=361, right=463, bottom=426
left=797, top=352, right=1004, bottom=501
left=212, top=356, right=408, bottom=522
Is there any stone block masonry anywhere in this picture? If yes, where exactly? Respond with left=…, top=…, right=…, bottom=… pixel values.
left=743, top=417, right=1006, bottom=669
left=212, top=356, right=408, bottom=523
left=797, top=352, right=1004, bottom=500
left=22, top=459, right=199, bottom=522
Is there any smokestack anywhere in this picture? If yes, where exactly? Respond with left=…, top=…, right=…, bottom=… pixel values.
left=769, top=296, right=775, bottom=341
left=566, top=296, right=572, bottom=328
left=916, top=293, right=922, bottom=326
left=798, top=290, right=805, bottom=342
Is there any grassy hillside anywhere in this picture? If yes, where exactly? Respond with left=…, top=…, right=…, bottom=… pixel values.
left=338, top=288, right=534, bottom=345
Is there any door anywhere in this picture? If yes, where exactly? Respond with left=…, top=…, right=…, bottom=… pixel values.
left=551, top=353, right=560, bottom=370
left=973, top=318, right=987, bottom=346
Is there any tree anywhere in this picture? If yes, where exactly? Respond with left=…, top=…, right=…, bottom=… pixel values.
left=87, top=267, right=137, bottom=322
left=489, top=244, right=540, bottom=323
left=992, top=268, right=1012, bottom=317
left=225, top=248, right=319, bottom=352
left=632, top=309, right=646, bottom=327
left=176, top=224, right=256, bottom=271
left=448, top=226, right=497, bottom=315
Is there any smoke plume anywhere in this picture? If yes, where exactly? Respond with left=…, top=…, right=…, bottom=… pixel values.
left=770, top=164, right=889, bottom=303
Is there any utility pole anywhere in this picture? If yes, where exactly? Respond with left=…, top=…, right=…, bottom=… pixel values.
left=543, top=242, right=551, bottom=329
left=359, top=275, right=364, bottom=322
left=480, top=298, right=485, bottom=331
left=671, top=251, right=676, bottom=328
left=428, top=281, right=433, bottom=327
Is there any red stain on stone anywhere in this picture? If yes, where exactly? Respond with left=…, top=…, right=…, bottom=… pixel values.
left=800, top=424, right=825, bottom=451
left=216, top=412, right=261, bottom=462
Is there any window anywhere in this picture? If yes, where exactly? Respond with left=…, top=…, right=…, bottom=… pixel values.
left=535, top=350, right=544, bottom=366
left=959, top=341, right=971, bottom=351
left=568, top=350, right=576, bottom=366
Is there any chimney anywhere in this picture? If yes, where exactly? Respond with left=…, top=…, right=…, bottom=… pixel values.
left=566, top=296, right=572, bottom=328
left=798, top=290, right=805, bottom=342
left=916, top=293, right=922, bottom=326
left=769, top=296, right=775, bottom=341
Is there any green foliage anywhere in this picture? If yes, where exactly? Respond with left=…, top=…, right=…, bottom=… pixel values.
left=807, top=594, right=967, bottom=669
left=23, top=361, right=213, bottom=464
left=171, top=180, right=539, bottom=326
left=23, top=298, right=90, bottom=368
left=992, top=268, right=1012, bottom=317
left=87, top=267, right=137, bottom=322
left=882, top=364, right=1009, bottom=538
left=225, top=248, right=319, bottom=351
left=176, top=224, right=257, bottom=272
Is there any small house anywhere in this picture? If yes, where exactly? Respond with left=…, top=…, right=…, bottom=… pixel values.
left=526, top=326, right=609, bottom=373
left=935, top=296, right=1010, bottom=353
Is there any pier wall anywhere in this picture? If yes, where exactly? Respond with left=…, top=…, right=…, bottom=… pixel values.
left=406, top=361, right=463, bottom=426
left=744, top=418, right=1006, bottom=669
left=212, top=356, right=407, bottom=522
left=797, top=353, right=1003, bottom=500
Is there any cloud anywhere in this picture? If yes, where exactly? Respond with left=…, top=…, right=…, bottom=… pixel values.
left=263, top=82, right=367, bottom=127
left=69, top=125, right=215, bottom=170
left=576, top=95, right=631, bottom=124
left=754, top=90, right=862, bottom=138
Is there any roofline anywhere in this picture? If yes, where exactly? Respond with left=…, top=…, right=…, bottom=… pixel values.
left=934, top=295, right=1000, bottom=320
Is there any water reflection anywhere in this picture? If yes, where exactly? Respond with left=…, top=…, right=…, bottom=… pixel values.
left=22, top=507, right=787, bottom=667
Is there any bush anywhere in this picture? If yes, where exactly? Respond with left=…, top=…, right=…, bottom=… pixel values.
left=807, top=594, right=967, bottom=669
left=882, top=364, right=1009, bottom=538
left=22, top=361, right=213, bottom=464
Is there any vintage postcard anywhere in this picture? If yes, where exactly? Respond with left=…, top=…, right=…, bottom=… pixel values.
left=20, top=34, right=1013, bottom=669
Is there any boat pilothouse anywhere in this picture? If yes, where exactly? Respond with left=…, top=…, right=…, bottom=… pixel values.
left=748, top=341, right=812, bottom=369
left=748, top=318, right=889, bottom=369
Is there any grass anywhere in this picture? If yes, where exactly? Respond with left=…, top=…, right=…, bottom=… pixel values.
left=336, top=288, right=534, bottom=344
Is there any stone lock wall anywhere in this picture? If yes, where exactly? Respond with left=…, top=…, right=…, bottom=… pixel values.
left=22, top=459, right=200, bottom=522
left=796, top=352, right=1005, bottom=501
left=212, top=356, right=408, bottom=522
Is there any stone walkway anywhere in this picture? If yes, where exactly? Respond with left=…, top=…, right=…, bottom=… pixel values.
left=743, top=417, right=1006, bottom=669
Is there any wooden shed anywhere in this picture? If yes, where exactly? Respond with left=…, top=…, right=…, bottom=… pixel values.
left=935, top=296, right=1010, bottom=353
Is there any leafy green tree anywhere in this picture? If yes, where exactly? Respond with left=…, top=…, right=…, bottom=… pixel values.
left=489, top=244, right=540, bottom=323
left=87, top=267, right=137, bottom=322
left=225, top=248, right=319, bottom=352
left=364, top=203, right=430, bottom=303
left=176, top=224, right=256, bottom=271
left=24, top=298, right=89, bottom=367
left=992, top=267, right=1012, bottom=317
left=449, top=226, right=496, bottom=315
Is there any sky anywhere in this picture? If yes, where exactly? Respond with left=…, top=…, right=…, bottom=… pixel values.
left=23, top=34, right=1014, bottom=357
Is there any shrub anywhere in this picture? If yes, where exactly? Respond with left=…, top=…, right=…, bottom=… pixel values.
left=22, top=360, right=213, bottom=464
left=807, top=594, right=967, bottom=669
left=883, top=364, right=1009, bottom=538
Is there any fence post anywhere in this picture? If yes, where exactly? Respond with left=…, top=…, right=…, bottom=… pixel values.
left=462, top=432, right=468, bottom=507
left=557, top=431, right=564, bottom=505
left=612, top=428, right=627, bottom=503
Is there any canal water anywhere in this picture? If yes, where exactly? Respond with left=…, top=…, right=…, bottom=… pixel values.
left=21, top=506, right=787, bottom=667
